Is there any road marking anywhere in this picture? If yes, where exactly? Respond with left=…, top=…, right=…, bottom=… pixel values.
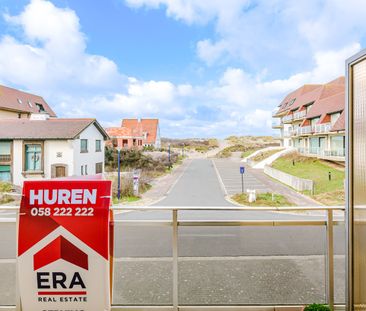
left=211, top=159, right=228, bottom=196
left=166, top=159, right=192, bottom=195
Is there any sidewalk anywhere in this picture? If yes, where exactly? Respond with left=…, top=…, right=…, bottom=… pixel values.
left=121, top=158, right=192, bottom=206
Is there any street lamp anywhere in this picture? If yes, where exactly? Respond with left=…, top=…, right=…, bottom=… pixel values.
left=117, top=147, right=121, bottom=200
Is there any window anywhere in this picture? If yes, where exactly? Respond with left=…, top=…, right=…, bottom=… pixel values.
left=0, top=141, right=11, bottom=162
left=81, top=165, right=84, bottom=175
left=25, top=144, right=42, bottom=172
left=80, top=139, right=88, bottom=153
left=85, top=165, right=88, bottom=175
left=0, top=165, right=11, bottom=182
left=96, top=140, right=102, bottom=152
left=35, top=103, right=45, bottom=113
left=96, top=162, right=103, bottom=174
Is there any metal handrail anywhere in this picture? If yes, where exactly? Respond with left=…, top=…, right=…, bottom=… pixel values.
left=0, top=205, right=345, bottom=310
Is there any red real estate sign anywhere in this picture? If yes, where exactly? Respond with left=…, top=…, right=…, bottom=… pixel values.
left=17, top=180, right=112, bottom=311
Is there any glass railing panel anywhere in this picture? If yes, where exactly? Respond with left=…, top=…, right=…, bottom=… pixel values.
left=178, top=222, right=334, bottom=305
left=112, top=211, right=173, bottom=306
left=0, top=221, right=16, bottom=306
left=334, top=222, right=346, bottom=304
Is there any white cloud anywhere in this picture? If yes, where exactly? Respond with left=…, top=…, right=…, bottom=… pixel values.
left=126, top=0, right=366, bottom=73
left=0, top=0, right=123, bottom=95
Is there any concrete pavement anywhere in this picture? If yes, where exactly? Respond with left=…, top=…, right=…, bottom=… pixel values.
left=213, top=157, right=320, bottom=206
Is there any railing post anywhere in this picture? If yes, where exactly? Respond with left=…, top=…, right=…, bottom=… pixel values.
left=172, top=209, right=178, bottom=311
left=326, top=209, right=334, bottom=310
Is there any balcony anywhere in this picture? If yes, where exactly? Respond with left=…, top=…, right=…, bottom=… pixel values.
left=313, top=123, right=331, bottom=134
left=282, top=114, right=293, bottom=123
left=0, top=205, right=345, bottom=310
left=0, top=154, right=11, bottom=162
left=296, top=126, right=312, bottom=136
left=293, top=110, right=307, bottom=120
left=283, top=130, right=293, bottom=137
left=272, top=119, right=283, bottom=129
left=297, top=147, right=346, bottom=161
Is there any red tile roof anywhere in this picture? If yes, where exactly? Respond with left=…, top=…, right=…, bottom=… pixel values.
left=276, top=84, right=322, bottom=114
left=0, top=85, right=56, bottom=117
left=106, top=126, right=143, bottom=138
left=141, top=119, right=159, bottom=144
left=0, top=118, right=108, bottom=139
left=306, top=90, right=344, bottom=119
left=121, top=119, right=143, bottom=136
left=121, top=118, right=159, bottom=145
left=327, top=76, right=345, bottom=85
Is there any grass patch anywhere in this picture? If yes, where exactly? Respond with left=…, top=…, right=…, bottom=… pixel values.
left=271, top=153, right=345, bottom=205
left=112, top=196, right=140, bottom=204
left=241, top=148, right=259, bottom=158
left=251, top=149, right=283, bottom=162
left=231, top=192, right=293, bottom=207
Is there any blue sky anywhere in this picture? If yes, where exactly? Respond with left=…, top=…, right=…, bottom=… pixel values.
left=0, top=0, right=364, bottom=138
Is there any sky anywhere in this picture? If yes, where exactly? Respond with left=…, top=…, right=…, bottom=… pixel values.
left=0, top=0, right=364, bottom=138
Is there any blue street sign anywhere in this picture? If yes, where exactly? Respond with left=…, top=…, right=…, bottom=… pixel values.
left=240, top=166, right=245, bottom=174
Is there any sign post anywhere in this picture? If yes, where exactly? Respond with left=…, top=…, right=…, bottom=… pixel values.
left=17, top=179, right=112, bottom=311
left=240, top=166, right=245, bottom=193
left=133, top=170, right=140, bottom=196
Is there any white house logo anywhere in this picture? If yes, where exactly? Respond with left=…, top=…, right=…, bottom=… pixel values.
left=34, top=235, right=88, bottom=298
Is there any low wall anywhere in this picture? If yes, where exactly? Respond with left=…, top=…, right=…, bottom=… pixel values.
left=264, top=165, right=314, bottom=192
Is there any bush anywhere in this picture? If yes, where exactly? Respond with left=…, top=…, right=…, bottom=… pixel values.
left=303, top=304, right=331, bottom=311
left=0, top=194, right=14, bottom=205
left=0, top=182, right=12, bottom=193
left=105, top=147, right=182, bottom=171
left=110, top=173, right=151, bottom=200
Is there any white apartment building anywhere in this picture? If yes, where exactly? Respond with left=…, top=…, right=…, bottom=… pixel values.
left=272, top=77, right=345, bottom=162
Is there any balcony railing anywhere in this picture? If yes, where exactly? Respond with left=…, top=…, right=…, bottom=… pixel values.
left=324, top=148, right=346, bottom=157
left=314, top=123, right=331, bottom=134
left=295, top=125, right=312, bottom=135
left=293, top=110, right=307, bottom=120
left=0, top=205, right=345, bottom=310
left=297, top=147, right=346, bottom=159
left=282, top=114, right=293, bottom=123
left=0, top=154, right=11, bottom=162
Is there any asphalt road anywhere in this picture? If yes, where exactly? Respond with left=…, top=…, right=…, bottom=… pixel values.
left=0, top=158, right=346, bottom=305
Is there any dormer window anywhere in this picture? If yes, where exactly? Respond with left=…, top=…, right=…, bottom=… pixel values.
left=17, top=98, right=22, bottom=104
left=35, top=103, right=45, bottom=113
left=28, top=100, right=33, bottom=108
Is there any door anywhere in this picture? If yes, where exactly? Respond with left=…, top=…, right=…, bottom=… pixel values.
left=55, top=166, right=66, bottom=177
left=319, top=137, right=326, bottom=156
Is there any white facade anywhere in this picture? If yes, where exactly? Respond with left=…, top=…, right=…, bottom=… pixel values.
left=3, top=124, right=105, bottom=186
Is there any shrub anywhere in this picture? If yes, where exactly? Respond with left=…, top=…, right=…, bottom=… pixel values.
left=0, top=194, right=14, bottom=205
left=303, top=304, right=331, bottom=311
left=0, top=182, right=12, bottom=193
